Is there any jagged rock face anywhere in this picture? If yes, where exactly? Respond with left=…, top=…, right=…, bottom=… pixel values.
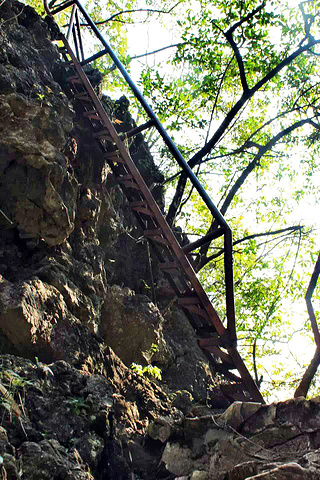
left=0, top=1, right=76, bottom=246
left=0, top=0, right=138, bottom=363
left=1, top=2, right=320, bottom=480
left=152, top=398, right=320, bottom=479
left=101, top=285, right=171, bottom=366
left=0, top=352, right=174, bottom=480
left=0, top=0, right=219, bottom=410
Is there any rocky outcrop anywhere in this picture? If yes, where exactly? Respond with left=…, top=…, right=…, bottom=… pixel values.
left=0, top=352, right=173, bottom=480
left=2, top=2, right=320, bottom=479
left=150, top=398, right=320, bottom=479
left=0, top=352, right=320, bottom=479
left=0, top=0, right=220, bottom=407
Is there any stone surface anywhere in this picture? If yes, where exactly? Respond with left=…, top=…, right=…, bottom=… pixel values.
left=2, top=2, right=320, bottom=480
left=101, top=285, right=170, bottom=366
left=217, top=401, right=262, bottom=431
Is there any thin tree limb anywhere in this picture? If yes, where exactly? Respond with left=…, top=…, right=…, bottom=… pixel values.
left=219, top=117, right=314, bottom=216
left=188, top=39, right=320, bottom=169
left=129, top=42, right=187, bottom=61
left=205, top=56, right=234, bottom=145
left=223, top=30, right=249, bottom=92
left=294, top=348, right=320, bottom=397
left=294, top=250, right=320, bottom=401
left=228, top=2, right=266, bottom=35
left=305, top=252, right=320, bottom=348
left=198, top=226, right=303, bottom=270
left=166, top=173, right=188, bottom=226
left=197, top=117, right=313, bottom=263
left=83, top=2, right=182, bottom=26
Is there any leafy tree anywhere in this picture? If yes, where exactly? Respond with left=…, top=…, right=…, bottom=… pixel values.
left=132, top=0, right=320, bottom=398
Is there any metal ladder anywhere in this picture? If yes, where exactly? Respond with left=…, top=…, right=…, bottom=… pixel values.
left=46, top=0, right=264, bottom=403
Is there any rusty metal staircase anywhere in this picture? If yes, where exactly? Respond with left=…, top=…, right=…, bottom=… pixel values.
left=45, top=0, right=264, bottom=404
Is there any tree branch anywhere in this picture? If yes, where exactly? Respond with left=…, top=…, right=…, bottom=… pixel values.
left=294, top=348, right=320, bottom=397
left=224, top=29, right=248, bottom=91
left=198, top=226, right=303, bottom=270
left=166, top=173, right=188, bottom=227
left=219, top=117, right=314, bottom=216
left=299, top=1, right=316, bottom=47
left=205, top=55, right=234, bottom=145
left=196, top=117, right=313, bottom=264
left=129, top=42, right=187, bottom=61
left=87, top=3, right=182, bottom=26
left=294, top=251, right=320, bottom=398
left=306, top=252, right=320, bottom=348
left=188, top=39, right=320, bottom=169
left=228, top=2, right=266, bottom=35
left=212, top=6, right=255, bottom=93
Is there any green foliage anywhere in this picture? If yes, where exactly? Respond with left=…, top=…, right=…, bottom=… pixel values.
left=0, top=369, right=33, bottom=418
left=67, top=397, right=89, bottom=415
left=131, top=362, right=162, bottom=380
left=131, top=343, right=162, bottom=380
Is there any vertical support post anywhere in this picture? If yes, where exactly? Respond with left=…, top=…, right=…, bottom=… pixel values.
left=72, top=24, right=81, bottom=61
left=75, top=9, right=85, bottom=62
left=224, top=227, right=236, bottom=343
left=66, top=4, right=77, bottom=42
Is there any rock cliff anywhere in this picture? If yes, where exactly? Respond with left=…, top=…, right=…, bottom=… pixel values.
left=0, top=1, right=319, bottom=479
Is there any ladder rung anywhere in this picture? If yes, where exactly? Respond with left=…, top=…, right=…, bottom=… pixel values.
left=68, top=75, right=82, bottom=84
left=130, top=201, right=148, bottom=208
left=199, top=336, right=221, bottom=348
left=130, top=201, right=154, bottom=216
left=158, top=288, right=178, bottom=297
left=88, top=114, right=103, bottom=120
left=159, top=261, right=180, bottom=271
left=220, top=383, right=249, bottom=402
left=178, top=297, right=200, bottom=305
left=144, top=233, right=169, bottom=246
left=144, top=229, right=169, bottom=245
left=83, top=110, right=101, bottom=119
left=221, top=383, right=244, bottom=392
left=118, top=181, right=140, bottom=190
left=93, top=130, right=113, bottom=142
left=117, top=174, right=134, bottom=182
left=131, top=206, right=154, bottom=217
left=75, top=93, right=92, bottom=102
left=182, top=304, right=209, bottom=320
left=203, top=346, right=234, bottom=366
left=116, top=176, right=140, bottom=190
left=144, top=229, right=162, bottom=237
left=105, top=152, right=126, bottom=163
left=230, top=391, right=251, bottom=402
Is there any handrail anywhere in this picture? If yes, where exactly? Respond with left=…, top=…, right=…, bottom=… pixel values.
left=74, top=0, right=229, bottom=229
left=48, top=0, right=236, bottom=339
